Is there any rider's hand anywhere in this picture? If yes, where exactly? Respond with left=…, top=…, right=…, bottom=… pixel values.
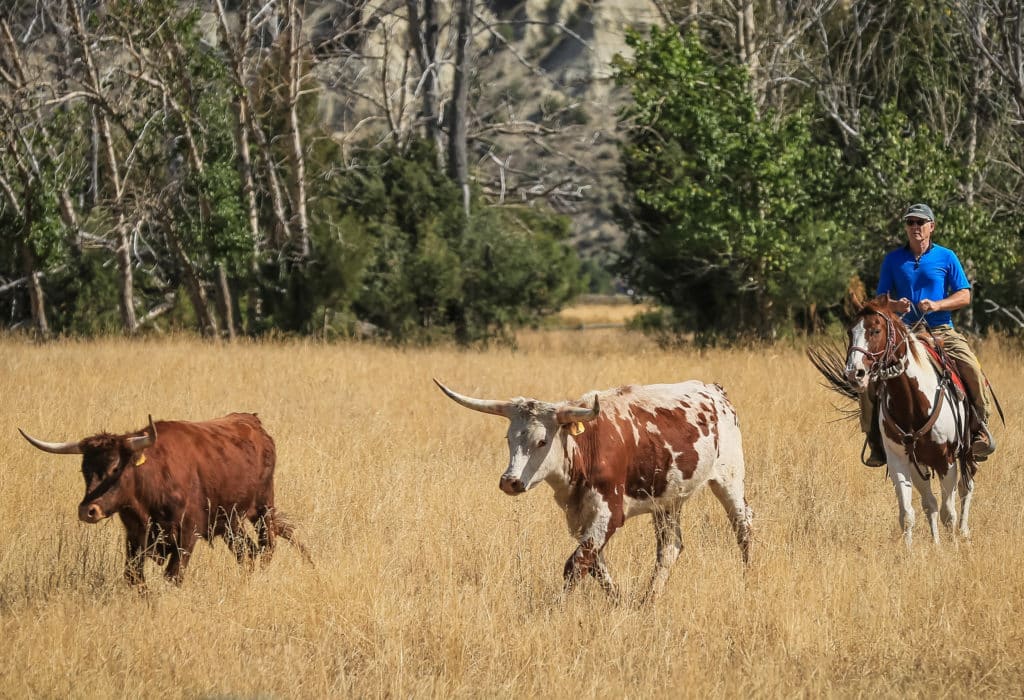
left=891, top=297, right=913, bottom=314
left=918, top=299, right=938, bottom=313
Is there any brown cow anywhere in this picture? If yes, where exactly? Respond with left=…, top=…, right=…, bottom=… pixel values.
left=19, top=413, right=311, bottom=585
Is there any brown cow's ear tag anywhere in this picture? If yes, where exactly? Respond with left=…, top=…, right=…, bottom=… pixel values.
left=569, top=422, right=586, bottom=436
left=134, top=453, right=147, bottom=466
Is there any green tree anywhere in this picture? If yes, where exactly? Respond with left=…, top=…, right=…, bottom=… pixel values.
left=324, top=140, right=583, bottom=343
left=838, top=103, right=1021, bottom=326
left=615, top=27, right=850, bottom=338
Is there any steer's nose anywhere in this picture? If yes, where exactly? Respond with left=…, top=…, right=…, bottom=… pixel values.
left=79, top=503, right=104, bottom=523
left=499, top=475, right=525, bottom=495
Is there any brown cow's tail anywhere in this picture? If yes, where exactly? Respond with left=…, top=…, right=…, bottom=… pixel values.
left=273, top=510, right=314, bottom=566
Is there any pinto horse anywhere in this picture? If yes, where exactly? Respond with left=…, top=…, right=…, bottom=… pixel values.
left=810, top=295, right=975, bottom=546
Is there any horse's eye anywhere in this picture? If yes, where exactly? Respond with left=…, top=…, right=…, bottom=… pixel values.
left=537, top=439, right=547, bottom=448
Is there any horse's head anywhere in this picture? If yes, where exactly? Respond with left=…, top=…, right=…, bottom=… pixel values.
left=844, top=293, right=908, bottom=390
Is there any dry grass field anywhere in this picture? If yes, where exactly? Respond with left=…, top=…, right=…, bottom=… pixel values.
left=1, top=325, right=1022, bottom=698
left=551, top=297, right=654, bottom=328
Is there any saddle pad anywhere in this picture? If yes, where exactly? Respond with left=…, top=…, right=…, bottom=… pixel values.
left=919, top=341, right=967, bottom=395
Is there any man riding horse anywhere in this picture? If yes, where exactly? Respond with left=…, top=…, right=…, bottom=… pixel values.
left=859, top=203, right=995, bottom=467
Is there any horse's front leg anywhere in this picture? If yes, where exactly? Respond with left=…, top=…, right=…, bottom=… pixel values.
left=938, top=463, right=959, bottom=537
left=958, top=472, right=975, bottom=539
left=890, top=467, right=916, bottom=548
left=916, top=475, right=940, bottom=545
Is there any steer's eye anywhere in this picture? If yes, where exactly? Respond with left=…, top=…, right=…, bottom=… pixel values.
left=537, top=439, right=547, bottom=448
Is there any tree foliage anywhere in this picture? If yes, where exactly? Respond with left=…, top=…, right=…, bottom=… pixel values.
left=3, top=1, right=1024, bottom=342
left=0, top=1, right=583, bottom=343
left=615, top=12, right=1024, bottom=339
left=615, top=28, right=850, bottom=337
left=329, top=141, right=582, bottom=343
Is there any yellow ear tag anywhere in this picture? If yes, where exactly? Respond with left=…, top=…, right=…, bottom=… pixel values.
left=134, top=453, right=147, bottom=467
left=569, top=422, right=585, bottom=436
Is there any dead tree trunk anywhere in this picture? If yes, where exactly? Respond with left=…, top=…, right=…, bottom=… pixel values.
left=407, top=0, right=444, bottom=167
left=447, top=0, right=473, bottom=216
left=215, top=0, right=265, bottom=333
left=164, top=222, right=217, bottom=337
left=69, top=2, right=137, bottom=333
left=18, top=182, right=49, bottom=338
left=286, top=0, right=311, bottom=262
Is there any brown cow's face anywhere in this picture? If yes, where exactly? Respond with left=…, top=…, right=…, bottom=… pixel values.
left=19, top=419, right=155, bottom=525
left=78, top=440, right=134, bottom=524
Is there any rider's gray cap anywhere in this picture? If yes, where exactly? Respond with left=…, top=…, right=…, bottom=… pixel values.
left=902, top=203, right=935, bottom=222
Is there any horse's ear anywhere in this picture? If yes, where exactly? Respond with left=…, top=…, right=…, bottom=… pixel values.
left=871, top=293, right=892, bottom=311
left=846, top=276, right=866, bottom=313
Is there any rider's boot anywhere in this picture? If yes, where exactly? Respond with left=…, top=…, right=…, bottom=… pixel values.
left=971, top=423, right=996, bottom=460
left=864, top=414, right=886, bottom=468
left=957, top=362, right=995, bottom=461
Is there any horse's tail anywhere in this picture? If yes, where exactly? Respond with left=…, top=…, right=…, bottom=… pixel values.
left=806, top=343, right=860, bottom=401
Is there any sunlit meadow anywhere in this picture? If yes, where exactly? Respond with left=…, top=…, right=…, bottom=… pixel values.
left=1, top=312, right=1022, bottom=697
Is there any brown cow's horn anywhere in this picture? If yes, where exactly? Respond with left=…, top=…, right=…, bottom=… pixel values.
left=434, top=379, right=513, bottom=418
left=18, top=428, right=83, bottom=455
left=556, top=396, right=600, bottom=424
left=126, top=414, right=157, bottom=451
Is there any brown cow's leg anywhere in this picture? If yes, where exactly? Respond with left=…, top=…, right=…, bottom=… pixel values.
left=254, top=506, right=277, bottom=566
left=165, top=529, right=198, bottom=585
left=589, top=552, right=620, bottom=603
left=227, top=514, right=259, bottom=568
left=562, top=545, right=585, bottom=594
left=124, top=537, right=145, bottom=585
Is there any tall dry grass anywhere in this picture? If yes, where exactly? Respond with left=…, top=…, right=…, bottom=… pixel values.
left=0, top=330, right=1022, bottom=698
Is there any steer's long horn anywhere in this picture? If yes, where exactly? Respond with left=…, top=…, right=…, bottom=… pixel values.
left=434, top=379, right=513, bottom=417
left=18, top=428, right=84, bottom=455
left=125, top=415, right=157, bottom=451
left=556, top=396, right=600, bottom=424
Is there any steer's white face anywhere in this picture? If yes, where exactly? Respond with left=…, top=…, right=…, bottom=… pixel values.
left=500, top=403, right=565, bottom=495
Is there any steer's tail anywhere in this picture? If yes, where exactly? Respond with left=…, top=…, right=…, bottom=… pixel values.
left=273, top=510, right=315, bottom=566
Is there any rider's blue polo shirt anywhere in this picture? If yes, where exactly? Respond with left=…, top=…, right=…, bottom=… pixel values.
left=876, top=243, right=971, bottom=328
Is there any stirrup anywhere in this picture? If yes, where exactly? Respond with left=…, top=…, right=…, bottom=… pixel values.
left=861, top=437, right=886, bottom=468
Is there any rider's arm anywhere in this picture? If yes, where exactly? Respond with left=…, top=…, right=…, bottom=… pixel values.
left=928, top=288, right=971, bottom=312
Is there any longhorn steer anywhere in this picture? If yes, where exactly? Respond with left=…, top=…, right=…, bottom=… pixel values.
left=19, top=413, right=311, bottom=585
left=435, top=379, right=753, bottom=602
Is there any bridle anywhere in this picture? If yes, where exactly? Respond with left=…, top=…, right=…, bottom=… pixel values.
left=847, top=311, right=909, bottom=381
